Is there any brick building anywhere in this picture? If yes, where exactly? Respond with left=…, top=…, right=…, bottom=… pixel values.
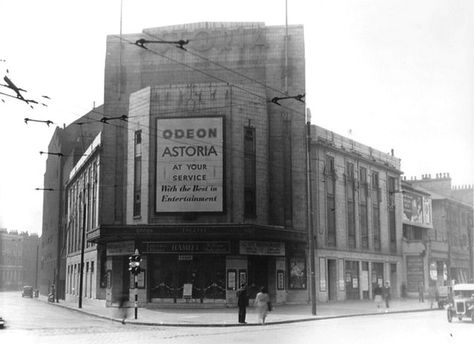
left=309, top=126, right=403, bottom=301
left=39, top=107, right=102, bottom=298
left=410, top=174, right=474, bottom=284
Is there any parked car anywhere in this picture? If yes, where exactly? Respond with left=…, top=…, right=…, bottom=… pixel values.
left=446, top=283, right=474, bottom=323
left=437, top=285, right=452, bottom=309
left=22, top=285, right=33, bottom=298
left=0, top=316, right=5, bottom=329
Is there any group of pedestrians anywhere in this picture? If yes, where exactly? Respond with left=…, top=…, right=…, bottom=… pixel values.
left=237, top=284, right=272, bottom=325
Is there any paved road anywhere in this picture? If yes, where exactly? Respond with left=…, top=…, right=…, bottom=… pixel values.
left=0, top=292, right=471, bottom=344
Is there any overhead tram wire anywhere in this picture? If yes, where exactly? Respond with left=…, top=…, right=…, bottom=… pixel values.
left=24, top=41, right=308, bottom=177
left=142, top=31, right=290, bottom=97
left=117, top=35, right=306, bottom=120
left=62, top=108, right=308, bottom=178
left=25, top=91, right=308, bottom=176
left=139, top=29, right=305, bottom=113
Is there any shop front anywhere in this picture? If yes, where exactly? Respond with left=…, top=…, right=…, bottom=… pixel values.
left=90, top=224, right=308, bottom=307
left=146, top=241, right=228, bottom=303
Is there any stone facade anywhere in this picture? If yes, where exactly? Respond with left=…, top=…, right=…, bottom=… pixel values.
left=410, top=174, right=474, bottom=284
left=310, top=125, right=403, bottom=301
left=0, top=229, right=39, bottom=290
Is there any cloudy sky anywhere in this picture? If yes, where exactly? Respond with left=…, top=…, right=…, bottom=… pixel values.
left=0, top=0, right=473, bottom=235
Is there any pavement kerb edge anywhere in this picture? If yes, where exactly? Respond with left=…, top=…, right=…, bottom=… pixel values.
left=37, top=298, right=439, bottom=328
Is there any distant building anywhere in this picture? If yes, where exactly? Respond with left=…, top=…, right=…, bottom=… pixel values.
left=410, top=174, right=473, bottom=284
left=0, top=229, right=39, bottom=290
left=309, top=126, right=403, bottom=301
left=21, top=232, right=40, bottom=288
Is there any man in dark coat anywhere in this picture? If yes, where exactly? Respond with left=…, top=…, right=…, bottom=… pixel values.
left=237, top=284, right=249, bottom=324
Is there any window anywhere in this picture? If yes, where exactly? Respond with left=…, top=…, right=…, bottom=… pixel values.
left=372, top=172, right=381, bottom=251
left=244, top=127, right=256, bottom=217
left=359, top=167, right=368, bottom=249
left=326, top=155, right=336, bottom=247
left=133, top=130, right=142, bottom=217
left=388, top=176, right=397, bottom=252
left=346, top=162, right=356, bottom=248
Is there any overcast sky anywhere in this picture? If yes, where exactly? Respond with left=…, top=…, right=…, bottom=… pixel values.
left=0, top=0, right=473, bottom=235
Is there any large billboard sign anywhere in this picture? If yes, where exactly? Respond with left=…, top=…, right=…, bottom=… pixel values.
left=156, top=117, right=223, bottom=212
left=403, top=192, right=432, bottom=226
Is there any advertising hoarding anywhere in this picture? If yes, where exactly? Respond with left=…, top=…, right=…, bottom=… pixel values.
left=156, top=117, right=223, bottom=212
left=403, top=191, right=432, bottom=226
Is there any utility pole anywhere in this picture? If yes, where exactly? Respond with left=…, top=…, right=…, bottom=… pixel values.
left=56, top=155, right=63, bottom=302
left=78, top=183, right=88, bottom=308
left=306, top=108, right=317, bottom=315
left=35, top=244, right=39, bottom=290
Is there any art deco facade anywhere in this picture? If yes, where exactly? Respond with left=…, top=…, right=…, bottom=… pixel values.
left=62, top=22, right=308, bottom=306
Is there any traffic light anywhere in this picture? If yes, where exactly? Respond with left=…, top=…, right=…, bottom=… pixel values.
left=128, top=249, right=142, bottom=275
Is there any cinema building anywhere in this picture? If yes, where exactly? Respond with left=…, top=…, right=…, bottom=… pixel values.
left=61, top=22, right=310, bottom=307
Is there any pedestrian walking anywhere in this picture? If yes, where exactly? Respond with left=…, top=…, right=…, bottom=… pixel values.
left=418, top=282, right=424, bottom=302
left=117, top=293, right=128, bottom=324
left=428, top=285, right=436, bottom=309
left=373, top=284, right=383, bottom=312
left=382, top=281, right=391, bottom=311
left=236, top=283, right=249, bottom=324
left=254, top=286, right=270, bottom=324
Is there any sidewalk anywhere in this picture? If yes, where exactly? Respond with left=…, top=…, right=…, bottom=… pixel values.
left=37, top=296, right=440, bottom=327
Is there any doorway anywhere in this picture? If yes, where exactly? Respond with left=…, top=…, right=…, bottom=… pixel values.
left=328, top=259, right=337, bottom=301
left=390, top=263, right=397, bottom=297
left=345, top=260, right=360, bottom=300
left=247, top=256, right=268, bottom=299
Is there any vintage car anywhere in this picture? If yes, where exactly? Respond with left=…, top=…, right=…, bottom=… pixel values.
left=437, top=285, right=452, bottom=309
left=446, top=283, right=474, bottom=323
left=22, top=285, right=34, bottom=298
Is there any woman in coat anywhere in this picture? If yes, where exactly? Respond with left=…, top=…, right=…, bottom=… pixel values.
left=254, top=286, right=270, bottom=324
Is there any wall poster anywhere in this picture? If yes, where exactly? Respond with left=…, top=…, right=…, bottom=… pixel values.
left=289, top=256, right=306, bottom=289
left=239, top=270, right=247, bottom=288
left=227, top=270, right=236, bottom=290
left=277, top=270, right=285, bottom=290
left=319, top=258, right=327, bottom=292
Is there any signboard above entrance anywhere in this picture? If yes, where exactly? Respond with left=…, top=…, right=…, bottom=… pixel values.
left=239, top=241, right=285, bottom=256
left=106, top=241, right=135, bottom=256
left=145, top=241, right=230, bottom=254
left=156, top=116, right=224, bottom=213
